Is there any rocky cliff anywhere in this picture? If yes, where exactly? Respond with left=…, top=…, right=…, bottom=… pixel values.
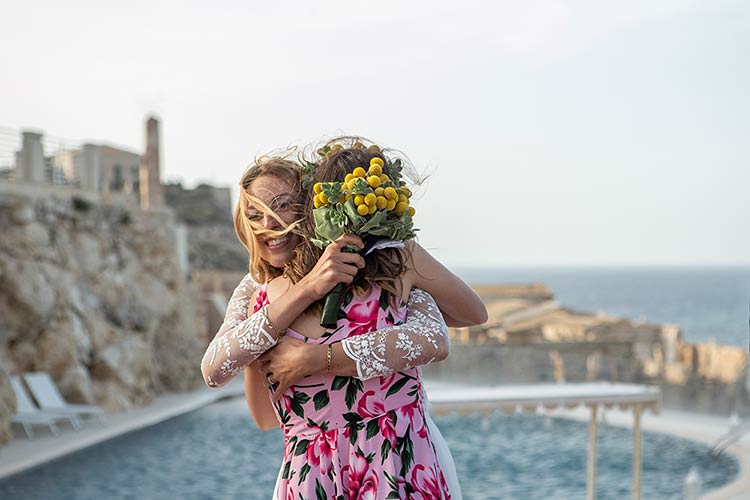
left=0, top=184, right=204, bottom=444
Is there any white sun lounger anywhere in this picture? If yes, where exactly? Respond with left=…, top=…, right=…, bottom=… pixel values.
left=23, top=372, right=106, bottom=427
left=8, top=376, right=77, bottom=439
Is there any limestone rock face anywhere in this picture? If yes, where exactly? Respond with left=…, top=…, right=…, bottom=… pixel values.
left=58, top=364, right=96, bottom=404
left=0, top=367, right=15, bottom=444
left=0, top=186, right=205, bottom=443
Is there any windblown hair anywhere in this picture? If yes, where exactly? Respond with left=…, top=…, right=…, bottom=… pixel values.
left=286, top=137, right=416, bottom=300
left=234, top=156, right=304, bottom=284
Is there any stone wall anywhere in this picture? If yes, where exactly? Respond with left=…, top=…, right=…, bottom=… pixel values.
left=0, top=183, right=204, bottom=444
left=424, top=339, right=749, bottom=416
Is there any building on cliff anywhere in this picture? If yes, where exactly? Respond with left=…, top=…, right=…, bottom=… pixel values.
left=1, top=117, right=163, bottom=211
left=1, top=117, right=247, bottom=274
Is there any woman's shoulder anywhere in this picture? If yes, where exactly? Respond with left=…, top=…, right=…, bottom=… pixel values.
left=265, top=276, right=290, bottom=302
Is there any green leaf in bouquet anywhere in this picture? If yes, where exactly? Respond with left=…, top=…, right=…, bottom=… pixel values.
left=310, top=238, right=329, bottom=249
left=329, top=206, right=349, bottom=228
left=366, top=224, right=393, bottom=237
left=300, top=161, right=316, bottom=190
left=385, top=158, right=403, bottom=183
left=321, top=182, right=343, bottom=201
left=343, top=197, right=365, bottom=226
left=313, top=206, right=345, bottom=244
left=358, top=210, right=388, bottom=234
left=351, top=177, right=370, bottom=193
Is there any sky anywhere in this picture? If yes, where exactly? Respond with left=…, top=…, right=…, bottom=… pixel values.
left=1, top=0, right=748, bottom=267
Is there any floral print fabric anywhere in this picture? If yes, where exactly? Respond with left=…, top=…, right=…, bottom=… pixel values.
left=256, top=285, right=452, bottom=500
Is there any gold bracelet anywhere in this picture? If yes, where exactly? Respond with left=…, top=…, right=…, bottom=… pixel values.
left=261, top=305, right=285, bottom=339
left=326, top=345, right=332, bottom=372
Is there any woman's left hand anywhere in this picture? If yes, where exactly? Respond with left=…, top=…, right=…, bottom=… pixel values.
left=257, top=336, right=325, bottom=402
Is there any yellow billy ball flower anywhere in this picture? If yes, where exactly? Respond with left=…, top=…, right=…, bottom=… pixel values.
left=368, top=164, right=383, bottom=176
left=380, top=174, right=390, bottom=183
left=408, top=206, right=416, bottom=217
left=395, top=201, right=408, bottom=215
left=344, top=173, right=354, bottom=183
left=370, top=157, right=384, bottom=168
left=313, top=182, right=323, bottom=194
left=319, top=193, right=329, bottom=204
left=368, top=145, right=381, bottom=153
left=364, top=193, right=377, bottom=207
left=357, top=204, right=369, bottom=216
left=384, top=187, right=398, bottom=200
left=374, top=187, right=384, bottom=196
left=367, top=176, right=381, bottom=188
left=313, top=195, right=322, bottom=208
left=399, top=186, right=412, bottom=197
left=376, top=196, right=387, bottom=210
left=368, top=204, right=377, bottom=215
left=354, top=194, right=365, bottom=206
left=386, top=199, right=397, bottom=211
left=353, top=167, right=367, bottom=178
left=398, top=194, right=408, bottom=204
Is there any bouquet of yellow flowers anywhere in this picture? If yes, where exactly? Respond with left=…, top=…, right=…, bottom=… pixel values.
left=311, top=153, right=418, bottom=327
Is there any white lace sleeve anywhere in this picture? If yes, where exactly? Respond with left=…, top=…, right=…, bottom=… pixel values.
left=200, top=274, right=277, bottom=388
left=341, top=288, right=450, bottom=380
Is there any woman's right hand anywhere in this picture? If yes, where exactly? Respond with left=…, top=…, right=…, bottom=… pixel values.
left=296, top=234, right=365, bottom=301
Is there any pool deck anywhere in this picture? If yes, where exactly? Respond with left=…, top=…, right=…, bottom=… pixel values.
left=1, top=379, right=748, bottom=499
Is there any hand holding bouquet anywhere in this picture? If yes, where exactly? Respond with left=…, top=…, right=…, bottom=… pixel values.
left=311, top=151, right=418, bottom=327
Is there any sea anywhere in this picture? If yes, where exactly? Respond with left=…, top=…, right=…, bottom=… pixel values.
left=456, top=266, right=750, bottom=348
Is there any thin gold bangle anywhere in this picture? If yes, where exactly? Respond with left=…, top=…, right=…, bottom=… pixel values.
left=261, top=305, right=285, bottom=339
left=326, top=345, right=332, bottom=372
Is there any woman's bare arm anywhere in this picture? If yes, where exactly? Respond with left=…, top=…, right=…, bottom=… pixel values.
left=408, top=241, right=488, bottom=326
left=244, top=364, right=279, bottom=431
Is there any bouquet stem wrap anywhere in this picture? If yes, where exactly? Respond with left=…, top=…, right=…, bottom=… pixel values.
left=320, top=282, right=345, bottom=328
left=320, top=246, right=358, bottom=328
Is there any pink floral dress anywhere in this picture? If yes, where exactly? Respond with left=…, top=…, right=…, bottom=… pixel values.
left=253, top=284, right=452, bottom=500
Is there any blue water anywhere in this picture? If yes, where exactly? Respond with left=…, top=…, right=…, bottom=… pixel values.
left=0, top=398, right=737, bottom=500
left=457, top=266, right=750, bottom=347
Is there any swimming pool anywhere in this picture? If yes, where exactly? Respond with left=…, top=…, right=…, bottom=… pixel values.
left=0, top=398, right=737, bottom=499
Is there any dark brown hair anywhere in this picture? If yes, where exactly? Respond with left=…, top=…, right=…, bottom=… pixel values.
left=285, top=139, right=409, bottom=301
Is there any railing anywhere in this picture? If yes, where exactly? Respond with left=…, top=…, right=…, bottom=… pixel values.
left=0, top=125, right=81, bottom=185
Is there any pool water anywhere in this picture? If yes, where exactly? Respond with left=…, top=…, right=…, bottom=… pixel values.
left=0, top=398, right=738, bottom=499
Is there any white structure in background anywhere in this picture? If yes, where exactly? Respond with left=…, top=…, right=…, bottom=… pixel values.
left=174, top=224, right=189, bottom=275
left=16, top=131, right=45, bottom=183
left=5, top=116, right=163, bottom=211
left=140, top=116, right=163, bottom=209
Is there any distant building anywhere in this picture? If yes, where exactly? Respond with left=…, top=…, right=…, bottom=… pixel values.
left=52, top=144, right=141, bottom=196
left=5, top=116, right=162, bottom=210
